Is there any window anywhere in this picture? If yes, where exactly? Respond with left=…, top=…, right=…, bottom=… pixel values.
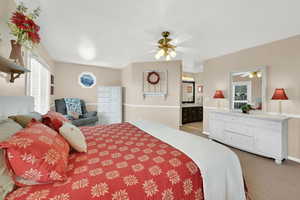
left=27, top=55, right=50, bottom=114
left=232, top=81, right=251, bottom=110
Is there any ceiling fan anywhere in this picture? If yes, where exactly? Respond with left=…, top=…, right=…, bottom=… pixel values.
left=155, top=31, right=177, bottom=61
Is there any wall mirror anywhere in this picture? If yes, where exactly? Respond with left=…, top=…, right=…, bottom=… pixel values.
left=182, top=81, right=195, bottom=104
left=229, top=66, right=267, bottom=111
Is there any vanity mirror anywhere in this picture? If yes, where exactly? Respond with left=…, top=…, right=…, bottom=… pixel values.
left=229, top=66, right=267, bottom=111
left=182, top=81, right=195, bottom=103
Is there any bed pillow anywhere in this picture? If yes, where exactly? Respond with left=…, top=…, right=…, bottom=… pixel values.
left=0, top=118, right=22, bottom=199
left=0, top=118, right=23, bottom=141
left=0, top=120, right=70, bottom=186
left=42, top=111, right=70, bottom=132
left=59, top=122, right=87, bottom=152
left=9, top=112, right=42, bottom=128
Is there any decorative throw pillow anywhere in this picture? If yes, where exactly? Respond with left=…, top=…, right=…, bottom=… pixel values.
left=9, top=112, right=42, bottom=128
left=64, top=98, right=82, bottom=116
left=0, top=118, right=22, bottom=199
left=42, top=111, right=70, bottom=132
left=59, top=122, right=87, bottom=152
left=0, top=120, right=70, bottom=186
left=69, top=112, right=80, bottom=120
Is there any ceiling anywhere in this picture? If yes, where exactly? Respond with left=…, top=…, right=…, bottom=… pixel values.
left=20, top=0, right=300, bottom=72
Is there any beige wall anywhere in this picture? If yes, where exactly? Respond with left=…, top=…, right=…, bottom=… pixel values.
left=122, top=60, right=182, bottom=129
left=182, top=72, right=204, bottom=85
left=0, top=0, right=55, bottom=104
left=203, top=35, right=300, bottom=160
left=54, top=62, right=121, bottom=111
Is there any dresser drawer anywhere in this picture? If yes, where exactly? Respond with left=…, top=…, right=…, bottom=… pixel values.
left=225, top=123, right=252, bottom=137
left=245, top=118, right=281, bottom=130
left=225, top=131, right=254, bottom=151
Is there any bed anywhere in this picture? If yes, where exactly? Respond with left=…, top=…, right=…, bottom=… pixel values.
left=1, top=96, right=246, bottom=200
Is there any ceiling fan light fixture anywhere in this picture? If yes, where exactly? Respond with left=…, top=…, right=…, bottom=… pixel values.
left=155, top=31, right=177, bottom=61
left=170, top=50, right=176, bottom=58
left=166, top=55, right=171, bottom=61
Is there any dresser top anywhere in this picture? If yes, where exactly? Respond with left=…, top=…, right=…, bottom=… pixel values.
left=182, top=103, right=202, bottom=108
left=211, top=110, right=289, bottom=122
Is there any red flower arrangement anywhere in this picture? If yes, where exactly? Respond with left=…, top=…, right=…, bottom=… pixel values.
left=8, top=3, right=41, bottom=48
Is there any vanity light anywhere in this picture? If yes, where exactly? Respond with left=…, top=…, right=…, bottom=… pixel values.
left=271, top=88, right=288, bottom=114
left=257, top=71, right=262, bottom=78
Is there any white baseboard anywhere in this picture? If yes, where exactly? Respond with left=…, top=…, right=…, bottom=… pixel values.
left=288, top=156, right=300, bottom=164
left=202, top=131, right=210, bottom=135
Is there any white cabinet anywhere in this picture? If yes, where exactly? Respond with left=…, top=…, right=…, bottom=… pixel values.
left=97, top=86, right=122, bottom=125
left=209, top=110, right=289, bottom=164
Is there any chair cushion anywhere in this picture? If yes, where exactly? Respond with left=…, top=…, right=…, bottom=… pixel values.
left=59, top=122, right=87, bottom=152
left=0, top=120, right=70, bottom=186
left=72, top=116, right=98, bottom=127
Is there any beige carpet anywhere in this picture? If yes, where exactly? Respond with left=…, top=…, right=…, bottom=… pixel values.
left=180, top=122, right=300, bottom=200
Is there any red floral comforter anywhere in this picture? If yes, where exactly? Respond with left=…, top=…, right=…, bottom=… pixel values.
left=6, top=123, right=204, bottom=200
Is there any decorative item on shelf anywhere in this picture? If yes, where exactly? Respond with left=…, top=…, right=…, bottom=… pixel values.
left=78, top=72, right=96, bottom=88
left=143, top=70, right=168, bottom=98
left=241, top=104, right=252, bottom=114
left=155, top=31, right=176, bottom=61
left=147, top=71, right=160, bottom=85
left=7, top=2, right=41, bottom=66
left=271, top=88, right=288, bottom=114
left=213, top=90, right=225, bottom=108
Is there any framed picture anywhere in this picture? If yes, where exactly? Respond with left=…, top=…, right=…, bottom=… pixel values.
left=78, top=72, right=97, bottom=88
left=50, top=74, right=54, bottom=85
left=50, top=86, right=54, bottom=95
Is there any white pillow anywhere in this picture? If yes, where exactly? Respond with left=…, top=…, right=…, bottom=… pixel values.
left=0, top=151, right=15, bottom=199
left=59, top=122, right=87, bottom=152
left=0, top=118, right=22, bottom=199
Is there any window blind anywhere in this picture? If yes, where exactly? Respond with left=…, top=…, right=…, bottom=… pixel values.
left=29, top=57, right=50, bottom=114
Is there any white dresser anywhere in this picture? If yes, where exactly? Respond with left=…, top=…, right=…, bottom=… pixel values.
left=208, top=110, right=289, bottom=164
left=97, top=86, right=122, bottom=125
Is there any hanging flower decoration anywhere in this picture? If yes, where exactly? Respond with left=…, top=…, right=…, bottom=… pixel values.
left=8, top=3, right=41, bottom=49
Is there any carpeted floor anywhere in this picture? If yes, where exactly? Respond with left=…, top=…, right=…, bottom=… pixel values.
left=180, top=122, right=300, bottom=200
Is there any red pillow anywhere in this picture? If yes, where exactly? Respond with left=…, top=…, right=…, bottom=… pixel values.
left=0, top=121, right=70, bottom=186
left=42, top=111, right=70, bottom=132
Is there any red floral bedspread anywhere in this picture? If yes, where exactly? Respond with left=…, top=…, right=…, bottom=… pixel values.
left=6, top=123, right=204, bottom=200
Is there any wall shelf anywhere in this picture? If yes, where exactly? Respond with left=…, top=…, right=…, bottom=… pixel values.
left=0, top=55, right=30, bottom=82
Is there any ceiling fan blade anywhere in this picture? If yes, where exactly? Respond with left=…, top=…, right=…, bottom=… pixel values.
left=171, top=33, right=193, bottom=45
left=176, top=46, right=196, bottom=52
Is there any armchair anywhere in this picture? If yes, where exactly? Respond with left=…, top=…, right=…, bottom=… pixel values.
left=55, top=99, right=98, bottom=126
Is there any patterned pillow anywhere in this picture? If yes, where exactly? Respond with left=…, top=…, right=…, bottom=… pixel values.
left=42, top=111, right=70, bottom=132
left=64, top=98, right=82, bottom=116
left=0, top=120, right=70, bottom=186
left=59, top=122, right=87, bottom=152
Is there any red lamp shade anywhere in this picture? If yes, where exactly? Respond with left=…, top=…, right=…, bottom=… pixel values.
left=213, top=90, right=225, bottom=99
left=271, top=88, right=288, bottom=100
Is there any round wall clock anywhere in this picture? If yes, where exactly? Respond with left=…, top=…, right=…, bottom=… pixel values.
left=147, top=71, right=160, bottom=85
left=78, top=72, right=96, bottom=88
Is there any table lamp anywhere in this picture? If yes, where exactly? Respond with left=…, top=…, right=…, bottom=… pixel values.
left=271, top=88, right=288, bottom=114
left=213, top=90, right=225, bottom=108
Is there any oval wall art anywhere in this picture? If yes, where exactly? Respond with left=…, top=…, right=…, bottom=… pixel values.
left=78, top=72, right=96, bottom=88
